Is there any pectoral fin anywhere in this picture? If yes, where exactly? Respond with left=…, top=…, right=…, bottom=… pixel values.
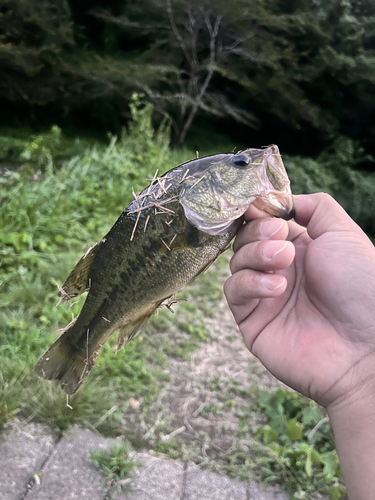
left=61, top=241, right=103, bottom=300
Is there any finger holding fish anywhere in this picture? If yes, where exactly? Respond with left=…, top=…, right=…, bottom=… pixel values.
left=230, top=238, right=295, bottom=274
left=233, top=218, right=289, bottom=252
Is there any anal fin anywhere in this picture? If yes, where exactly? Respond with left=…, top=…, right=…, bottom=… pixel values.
left=116, top=301, right=163, bottom=351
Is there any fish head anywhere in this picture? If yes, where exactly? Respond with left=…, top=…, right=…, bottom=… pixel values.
left=179, top=145, right=294, bottom=235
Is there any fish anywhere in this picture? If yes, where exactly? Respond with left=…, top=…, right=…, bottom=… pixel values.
left=34, top=144, right=294, bottom=394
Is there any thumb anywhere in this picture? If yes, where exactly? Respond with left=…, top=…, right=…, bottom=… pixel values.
left=293, top=193, right=365, bottom=240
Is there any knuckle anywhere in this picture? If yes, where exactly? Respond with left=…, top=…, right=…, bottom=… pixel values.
left=235, top=269, right=253, bottom=292
left=317, top=192, right=334, bottom=205
left=229, top=254, right=237, bottom=275
left=223, top=276, right=236, bottom=302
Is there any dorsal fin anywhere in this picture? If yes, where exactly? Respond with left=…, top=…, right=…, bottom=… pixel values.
left=61, top=241, right=102, bottom=300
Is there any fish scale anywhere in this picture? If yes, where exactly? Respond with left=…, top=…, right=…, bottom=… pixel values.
left=35, top=145, right=294, bottom=394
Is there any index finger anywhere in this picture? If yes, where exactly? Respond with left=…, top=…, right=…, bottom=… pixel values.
left=233, top=218, right=289, bottom=253
left=293, top=193, right=368, bottom=240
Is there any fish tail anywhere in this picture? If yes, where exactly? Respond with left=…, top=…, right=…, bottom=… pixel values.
left=34, top=332, right=101, bottom=395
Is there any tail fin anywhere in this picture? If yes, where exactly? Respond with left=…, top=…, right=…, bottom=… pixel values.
left=34, top=335, right=100, bottom=395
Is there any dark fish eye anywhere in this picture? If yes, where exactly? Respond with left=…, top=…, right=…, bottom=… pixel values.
left=233, top=154, right=250, bottom=168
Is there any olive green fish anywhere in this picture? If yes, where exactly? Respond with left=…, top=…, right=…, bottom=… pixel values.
left=35, top=145, right=294, bottom=394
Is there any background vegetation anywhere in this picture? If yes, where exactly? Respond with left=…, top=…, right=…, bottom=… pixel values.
left=1, top=0, right=375, bottom=158
left=1, top=0, right=374, bottom=498
left=0, top=100, right=358, bottom=499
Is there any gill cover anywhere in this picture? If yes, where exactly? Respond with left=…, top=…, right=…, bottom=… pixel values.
left=179, top=145, right=293, bottom=235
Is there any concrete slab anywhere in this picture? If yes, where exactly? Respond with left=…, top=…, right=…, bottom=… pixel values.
left=0, top=420, right=56, bottom=500
left=0, top=420, right=319, bottom=500
left=26, top=426, right=115, bottom=500
left=249, top=481, right=289, bottom=500
left=115, top=453, right=185, bottom=500
left=183, top=465, right=247, bottom=500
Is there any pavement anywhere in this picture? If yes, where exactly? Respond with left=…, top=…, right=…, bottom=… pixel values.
left=0, top=419, right=290, bottom=500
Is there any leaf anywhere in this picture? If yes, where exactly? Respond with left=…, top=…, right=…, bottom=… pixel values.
left=321, top=451, right=341, bottom=480
left=286, top=418, right=303, bottom=441
left=305, top=453, right=312, bottom=477
left=255, top=425, right=278, bottom=445
left=326, top=483, right=347, bottom=500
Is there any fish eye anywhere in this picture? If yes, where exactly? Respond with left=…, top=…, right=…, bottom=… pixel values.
left=233, top=154, right=250, bottom=168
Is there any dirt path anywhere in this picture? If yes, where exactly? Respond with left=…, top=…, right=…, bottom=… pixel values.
left=119, top=256, right=289, bottom=481
left=113, top=256, right=329, bottom=499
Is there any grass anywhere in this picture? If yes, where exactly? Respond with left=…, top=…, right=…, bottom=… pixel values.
left=91, top=442, right=141, bottom=493
left=0, top=96, right=227, bottom=436
left=0, top=98, right=354, bottom=499
left=0, top=98, right=187, bottom=433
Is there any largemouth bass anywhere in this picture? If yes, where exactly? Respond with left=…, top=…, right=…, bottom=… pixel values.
left=35, top=145, right=294, bottom=394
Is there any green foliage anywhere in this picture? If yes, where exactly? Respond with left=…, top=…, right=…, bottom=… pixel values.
left=1, top=0, right=374, bottom=158
left=0, top=99, right=370, bottom=498
left=154, top=437, right=181, bottom=458
left=94, top=336, right=170, bottom=406
left=285, top=136, right=375, bottom=236
left=125, top=93, right=171, bottom=165
left=0, top=359, right=25, bottom=429
left=0, top=99, right=181, bottom=431
left=91, top=443, right=140, bottom=489
left=23, top=377, right=121, bottom=435
left=0, top=0, right=74, bottom=108
left=253, top=389, right=345, bottom=500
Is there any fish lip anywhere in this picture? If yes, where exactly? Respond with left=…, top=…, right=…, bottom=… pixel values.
left=252, top=190, right=295, bottom=220
left=282, top=204, right=295, bottom=221
left=278, top=192, right=295, bottom=220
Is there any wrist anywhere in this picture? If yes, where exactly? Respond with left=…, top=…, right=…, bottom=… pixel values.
left=326, top=352, right=375, bottom=419
left=327, top=369, right=375, bottom=499
left=327, top=383, right=375, bottom=443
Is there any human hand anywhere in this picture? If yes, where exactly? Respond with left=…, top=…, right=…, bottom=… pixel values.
left=224, top=193, right=375, bottom=411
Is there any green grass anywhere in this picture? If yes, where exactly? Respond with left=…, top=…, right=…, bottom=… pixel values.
left=0, top=98, right=191, bottom=432
left=0, top=96, right=225, bottom=436
left=0, top=98, right=356, bottom=499
left=91, top=442, right=141, bottom=493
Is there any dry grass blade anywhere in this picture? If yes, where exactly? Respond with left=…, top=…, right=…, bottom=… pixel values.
left=56, top=282, right=72, bottom=306
left=155, top=177, right=172, bottom=199
left=150, top=202, right=175, bottom=214
left=130, top=210, right=141, bottom=241
left=128, top=195, right=178, bottom=215
left=181, top=168, right=190, bottom=182
left=160, top=238, right=171, bottom=251
left=144, top=214, right=150, bottom=232
left=58, top=315, right=77, bottom=335
left=188, top=176, right=204, bottom=190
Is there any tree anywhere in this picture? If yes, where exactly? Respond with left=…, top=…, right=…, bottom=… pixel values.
left=93, top=0, right=299, bottom=143
left=1, top=0, right=374, bottom=160
left=0, top=0, right=74, bottom=111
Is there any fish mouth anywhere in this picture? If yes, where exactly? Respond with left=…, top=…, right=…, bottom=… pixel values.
left=252, top=190, right=295, bottom=220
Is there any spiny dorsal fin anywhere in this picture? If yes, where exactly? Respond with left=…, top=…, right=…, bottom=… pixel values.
left=61, top=241, right=103, bottom=300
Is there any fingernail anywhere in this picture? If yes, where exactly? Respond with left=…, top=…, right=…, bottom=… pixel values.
left=261, top=274, right=285, bottom=291
left=262, top=241, right=288, bottom=260
left=259, top=219, right=284, bottom=239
